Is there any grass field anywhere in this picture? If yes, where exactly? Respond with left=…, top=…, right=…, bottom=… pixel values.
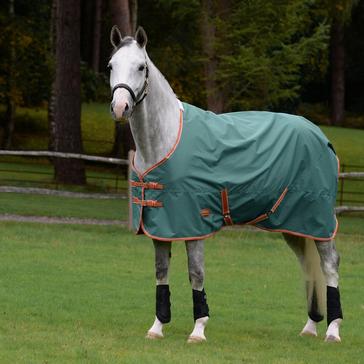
left=1, top=102, right=363, bottom=362
left=0, top=223, right=363, bottom=363
left=0, top=192, right=128, bottom=221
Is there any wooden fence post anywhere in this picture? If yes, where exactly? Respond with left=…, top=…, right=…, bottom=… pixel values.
left=128, top=150, right=135, bottom=231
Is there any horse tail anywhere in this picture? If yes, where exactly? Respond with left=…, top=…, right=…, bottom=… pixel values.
left=303, top=238, right=326, bottom=318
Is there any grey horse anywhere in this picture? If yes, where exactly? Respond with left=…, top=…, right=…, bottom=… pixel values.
left=108, top=26, right=343, bottom=343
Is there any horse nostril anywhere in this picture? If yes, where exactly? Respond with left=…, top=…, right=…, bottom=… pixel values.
left=110, top=101, right=115, bottom=113
left=125, top=103, right=129, bottom=112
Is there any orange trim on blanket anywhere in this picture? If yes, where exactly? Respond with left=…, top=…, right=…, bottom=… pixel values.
left=130, top=106, right=183, bottom=235
left=138, top=216, right=338, bottom=242
left=131, top=108, right=184, bottom=179
left=253, top=215, right=339, bottom=242
left=140, top=217, right=217, bottom=241
left=336, top=155, right=340, bottom=180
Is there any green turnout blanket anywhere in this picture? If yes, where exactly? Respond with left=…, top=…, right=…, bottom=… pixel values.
left=131, top=102, right=338, bottom=241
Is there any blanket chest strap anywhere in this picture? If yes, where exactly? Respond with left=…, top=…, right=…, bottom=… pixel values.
left=130, top=181, right=164, bottom=190
left=132, top=197, right=163, bottom=208
left=221, top=189, right=233, bottom=225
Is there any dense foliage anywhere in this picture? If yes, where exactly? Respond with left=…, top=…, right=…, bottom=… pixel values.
left=214, top=0, right=330, bottom=111
left=0, top=0, right=52, bottom=107
left=0, top=0, right=363, bottom=116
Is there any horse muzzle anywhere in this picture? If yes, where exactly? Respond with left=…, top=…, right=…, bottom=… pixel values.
left=110, top=88, right=133, bottom=120
left=110, top=100, right=131, bottom=120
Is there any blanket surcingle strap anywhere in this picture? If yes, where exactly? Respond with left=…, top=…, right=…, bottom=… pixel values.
left=131, top=102, right=339, bottom=242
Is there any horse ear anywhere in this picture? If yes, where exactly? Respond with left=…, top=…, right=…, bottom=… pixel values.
left=110, top=25, right=122, bottom=50
left=135, top=26, right=148, bottom=48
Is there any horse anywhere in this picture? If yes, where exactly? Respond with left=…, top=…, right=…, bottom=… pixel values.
left=108, top=26, right=343, bottom=343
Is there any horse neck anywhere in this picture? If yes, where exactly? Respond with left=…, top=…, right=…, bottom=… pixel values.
left=130, top=59, right=180, bottom=174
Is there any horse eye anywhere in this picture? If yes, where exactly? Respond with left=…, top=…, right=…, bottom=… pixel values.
left=138, top=64, right=145, bottom=71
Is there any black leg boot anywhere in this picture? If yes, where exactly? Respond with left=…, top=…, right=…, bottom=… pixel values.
left=324, top=286, right=343, bottom=342
left=327, top=286, right=343, bottom=325
left=156, top=284, right=171, bottom=324
left=192, top=288, right=209, bottom=321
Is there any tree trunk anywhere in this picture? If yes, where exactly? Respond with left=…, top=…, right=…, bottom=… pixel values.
left=130, top=0, right=138, bottom=33
left=330, top=18, right=346, bottom=126
left=2, top=0, right=16, bottom=149
left=92, top=0, right=103, bottom=72
left=201, top=0, right=224, bottom=113
left=109, top=0, right=136, bottom=157
left=48, top=0, right=57, bottom=152
left=110, top=0, right=133, bottom=36
left=54, top=0, right=86, bottom=185
left=80, top=0, right=94, bottom=64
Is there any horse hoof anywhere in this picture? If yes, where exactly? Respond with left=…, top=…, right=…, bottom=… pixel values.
left=300, top=329, right=317, bottom=337
left=146, top=331, right=163, bottom=340
left=187, top=335, right=206, bottom=344
left=325, top=335, right=341, bottom=343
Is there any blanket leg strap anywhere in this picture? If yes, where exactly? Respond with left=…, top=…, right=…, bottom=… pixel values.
left=221, top=188, right=233, bottom=225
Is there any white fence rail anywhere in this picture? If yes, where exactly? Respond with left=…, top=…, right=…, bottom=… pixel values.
left=0, top=150, right=128, bottom=165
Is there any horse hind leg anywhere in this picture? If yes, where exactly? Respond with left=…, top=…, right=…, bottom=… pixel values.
left=185, top=239, right=209, bottom=343
left=146, top=239, right=172, bottom=340
left=282, top=233, right=325, bottom=337
left=314, top=239, right=343, bottom=343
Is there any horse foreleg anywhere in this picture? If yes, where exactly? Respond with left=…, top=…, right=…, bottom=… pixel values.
left=146, top=239, right=172, bottom=340
left=314, top=239, right=343, bottom=342
left=185, top=239, right=209, bottom=343
left=283, top=233, right=324, bottom=337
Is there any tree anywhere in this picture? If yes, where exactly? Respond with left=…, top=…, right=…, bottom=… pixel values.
left=92, top=0, right=103, bottom=72
left=200, top=0, right=227, bottom=112
left=2, top=0, right=16, bottom=149
left=213, top=0, right=330, bottom=112
left=328, top=0, right=359, bottom=126
left=138, top=0, right=203, bottom=105
left=345, top=0, right=364, bottom=114
left=109, top=0, right=136, bottom=36
left=48, top=0, right=57, bottom=152
left=0, top=0, right=52, bottom=148
left=53, top=0, right=86, bottom=184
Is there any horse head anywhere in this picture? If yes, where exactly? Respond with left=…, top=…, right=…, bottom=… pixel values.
left=108, top=26, right=149, bottom=120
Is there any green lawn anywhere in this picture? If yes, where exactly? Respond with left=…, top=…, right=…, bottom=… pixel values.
left=320, top=126, right=364, bottom=167
left=0, top=160, right=128, bottom=193
left=0, top=192, right=128, bottom=220
left=0, top=224, right=363, bottom=363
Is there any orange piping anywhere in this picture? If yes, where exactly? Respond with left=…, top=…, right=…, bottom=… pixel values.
left=131, top=108, right=183, bottom=179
